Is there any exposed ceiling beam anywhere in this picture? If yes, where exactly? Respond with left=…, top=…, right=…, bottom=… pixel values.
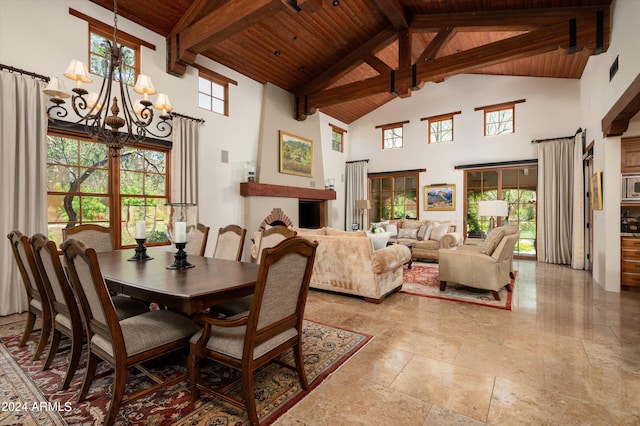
left=602, top=73, right=640, bottom=137
left=373, top=0, right=408, bottom=31
left=296, top=13, right=604, bottom=120
left=416, top=27, right=457, bottom=63
left=363, top=53, right=392, bottom=75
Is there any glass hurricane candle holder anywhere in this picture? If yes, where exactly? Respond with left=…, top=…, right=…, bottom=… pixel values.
left=126, top=204, right=156, bottom=262
left=164, top=202, right=197, bottom=270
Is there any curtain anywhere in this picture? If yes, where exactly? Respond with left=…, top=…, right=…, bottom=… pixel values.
left=345, top=160, right=368, bottom=231
left=0, top=71, right=48, bottom=315
left=536, top=136, right=577, bottom=265
left=571, top=131, right=586, bottom=269
left=170, top=116, right=200, bottom=204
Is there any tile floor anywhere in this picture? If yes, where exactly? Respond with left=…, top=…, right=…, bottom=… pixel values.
left=2, top=260, right=639, bottom=425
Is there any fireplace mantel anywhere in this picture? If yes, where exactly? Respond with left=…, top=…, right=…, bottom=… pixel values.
left=240, top=182, right=336, bottom=200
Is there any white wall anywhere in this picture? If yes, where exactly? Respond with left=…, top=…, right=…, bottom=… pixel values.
left=579, top=0, right=640, bottom=291
left=349, top=73, right=581, bottom=227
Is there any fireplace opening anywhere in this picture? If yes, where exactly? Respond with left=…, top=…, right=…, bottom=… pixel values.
left=299, top=200, right=321, bottom=229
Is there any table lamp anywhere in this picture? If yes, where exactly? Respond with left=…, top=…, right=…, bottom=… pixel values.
left=478, top=200, right=508, bottom=232
left=355, top=199, right=370, bottom=230
left=164, top=203, right=197, bottom=269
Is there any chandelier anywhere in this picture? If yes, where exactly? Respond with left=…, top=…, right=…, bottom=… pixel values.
left=43, top=0, right=172, bottom=153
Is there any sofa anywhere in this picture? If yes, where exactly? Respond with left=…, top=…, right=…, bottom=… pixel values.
left=382, top=219, right=463, bottom=262
left=294, top=227, right=412, bottom=303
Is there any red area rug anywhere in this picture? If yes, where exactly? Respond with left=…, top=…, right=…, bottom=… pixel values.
left=401, top=264, right=517, bottom=311
left=0, top=319, right=370, bottom=425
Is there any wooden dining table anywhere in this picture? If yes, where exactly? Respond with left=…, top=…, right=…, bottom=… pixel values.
left=97, top=248, right=259, bottom=315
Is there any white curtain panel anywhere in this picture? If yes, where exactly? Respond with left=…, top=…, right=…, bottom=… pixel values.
left=345, top=160, right=368, bottom=231
left=571, top=132, right=586, bottom=270
left=170, top=116, right=200, bottom=204
left=0, top=71, right=48, bottom=315
left=536, top=137, right=576, bottom=265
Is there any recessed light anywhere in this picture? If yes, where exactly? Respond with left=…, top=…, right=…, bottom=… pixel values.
left=332, top=0, right=339, bottom=6
left=274, top=50, right=281, bottom=56
left=298, top=66, right=305, bottom=71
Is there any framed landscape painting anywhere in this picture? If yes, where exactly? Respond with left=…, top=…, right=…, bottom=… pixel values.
left=279, top=131, right=313, bottom=177
left=425, top=184, right=455, bottom=211
left=591, top=171, right=603, bottom=210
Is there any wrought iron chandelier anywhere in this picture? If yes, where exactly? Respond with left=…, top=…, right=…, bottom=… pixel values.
left=43, top=0, right=172, bottom=152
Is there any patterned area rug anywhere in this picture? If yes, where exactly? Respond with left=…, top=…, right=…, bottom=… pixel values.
left=401, top=264, right=517, bottom=310
left=0, top=319, right=370, bottom=425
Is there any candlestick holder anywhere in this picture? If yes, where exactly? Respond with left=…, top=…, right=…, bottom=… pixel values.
left=128, top=238, right=153, bottom=262
left=166, top=242, right=194, bottom=270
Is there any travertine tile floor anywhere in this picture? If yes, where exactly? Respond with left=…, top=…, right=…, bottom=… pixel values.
left=276, top=260, right=640, bottom=426
left=2, top=260, right=639, bottom=425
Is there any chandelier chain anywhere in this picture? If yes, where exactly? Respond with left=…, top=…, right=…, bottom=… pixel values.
left=113, top=0, right=118, bottom=46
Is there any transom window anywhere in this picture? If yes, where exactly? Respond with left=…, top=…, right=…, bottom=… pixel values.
left=377, top=120, right=409, bottom=149
left=422, top=111, right=461, bottom=144
left=475, top=99, right=525, bottom=136
left=89, top=28, right=137, bottom=86
left=330, top=124, right=346, bottom=152
left=46, top=132, right=170, bottom=248
left=196, top=65, right=237, bottom=116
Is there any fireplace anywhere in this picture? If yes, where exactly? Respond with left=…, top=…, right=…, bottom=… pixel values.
left=299, top=200, right=322, bottom=229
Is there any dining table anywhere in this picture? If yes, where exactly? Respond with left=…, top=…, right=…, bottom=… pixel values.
left=97, top=248, right=259, bottom=315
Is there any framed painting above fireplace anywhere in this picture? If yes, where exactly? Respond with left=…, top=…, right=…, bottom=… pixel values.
left=279, top=130, right=313, bottom=177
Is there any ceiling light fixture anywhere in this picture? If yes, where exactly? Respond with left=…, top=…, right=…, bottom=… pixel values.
left=43, top=0, right=172, bottom=154
left=332, top=0, right=339, bottom=6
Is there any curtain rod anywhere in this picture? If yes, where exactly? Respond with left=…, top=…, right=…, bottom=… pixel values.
left=0, top=63, right=50, bottom=83
left=531, top=128, right=582, bottom=143
left=170, top=111, right=205, bottom=124
left=345, top=159, right=369, bottom=164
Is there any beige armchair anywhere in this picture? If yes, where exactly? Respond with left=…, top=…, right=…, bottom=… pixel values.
left=438, top=225, right=519, bottom=300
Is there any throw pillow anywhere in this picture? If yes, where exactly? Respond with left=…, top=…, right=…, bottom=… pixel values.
left=429, top=222, right=449, bottom=241
left=417, top=224, right=432, bottom=241
left=480, top=227, right=505, bottom=255
left=384, top=223, right=398, bottom=237
left=402, top=219, right=423, bottom=229
left=397, top=228, right=418, bottom=239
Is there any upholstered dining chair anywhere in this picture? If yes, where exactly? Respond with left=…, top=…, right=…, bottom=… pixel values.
left=7, top=230, right=53, bottom=361
left=253, top=225, right=297, bottom=264
left=212, top=224, right=247, bottom=261
left=189, top=236, right=318, bottom=425
left=185, top=223, right=210, bottom=256
left=61, top=239, right=200, bottom=426
left=31, top=234, right=149, bottom=390
left=62, top=224, right=113, bottom=252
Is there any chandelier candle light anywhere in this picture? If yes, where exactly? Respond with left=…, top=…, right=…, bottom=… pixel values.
left=164, top=203, right=197, bottom=270
left=43, top=0, right=173, bottom=153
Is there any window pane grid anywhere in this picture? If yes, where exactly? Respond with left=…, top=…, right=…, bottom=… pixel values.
left=485, top=107, right=514, bottom=136
left=429, top=117, right=453, bottom=143
left=383, top=126, right=403, bottom=149
left=198, top=76, right=226, bottom=115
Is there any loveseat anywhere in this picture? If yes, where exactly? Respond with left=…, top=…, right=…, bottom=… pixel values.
left=382, top=219, right=463, bottom=262
left=294, top=227, right=411, bottom=303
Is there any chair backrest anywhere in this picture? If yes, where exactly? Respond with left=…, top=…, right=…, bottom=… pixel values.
left=491, top=230, right=520, bottom=263
left=245, top=237, right=317, bottom=352
left=61, top=238, right=123, bottom=353
left=62, top=224, right=113, bottom=253
left=31, top=234, right=81, bottom=327
left=256, top=226, right=297, bottom=263
left=7, top=230, right=46, bottom=304
left=213, top=224, right=247, bottom=261
left=185, top=223, right=210, bottom=256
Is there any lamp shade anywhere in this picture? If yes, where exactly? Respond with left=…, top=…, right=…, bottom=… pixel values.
left=43, top=77, right=70, bottom=99
left=153, top=93, right=173, bottom=114
left=63, top=59, right=92, bottom=84
left=133, top=74, right=156, bottom=97
left=355, top=199, right=370, bottom=210
left=478, top=200, right=508, bottom=217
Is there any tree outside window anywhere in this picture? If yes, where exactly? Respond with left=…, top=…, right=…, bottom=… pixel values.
left=330, top=124, right=345, bottom=152
left=89, top=30, right=137, bottom=86
left=377, top=121, right=408, bottom=149
left=485, top=107, right=514, bottom=136
left=369, top=173, right=418, bottom=221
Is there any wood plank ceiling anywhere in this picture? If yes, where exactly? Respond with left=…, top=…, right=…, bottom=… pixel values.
left=90, top=0, right=612, bottom=124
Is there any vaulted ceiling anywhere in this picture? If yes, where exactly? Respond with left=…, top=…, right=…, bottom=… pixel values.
left=90, top=0, right=612, bottom=124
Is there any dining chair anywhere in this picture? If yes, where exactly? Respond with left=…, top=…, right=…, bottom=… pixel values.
left=31, top=234, right=149, bottom=390
left=185, top=223, right=210, bottom=256
left=189, top=236, right=318, bottom=425
left=254, top=225, right=297, bottom=264
left=212, top=224, right=247, bottom=261
left=61, top=239, right=200, bottom=426
left=62, top=224, right=113, bottom=252
left=7, top=230, right=53, bottom=361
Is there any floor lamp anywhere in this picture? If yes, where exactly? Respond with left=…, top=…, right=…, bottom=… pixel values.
left=355, top=199, right=370, bottom=231
left=478, top=200, right=508, bottom=233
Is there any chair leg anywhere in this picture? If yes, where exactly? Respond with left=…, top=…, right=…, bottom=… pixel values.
left=33, top=317, right=52, bottom=361
left=105, top=361, right=127, bottom=426
left=506, top=283, right=513, bottom=292
left=439, top=281, right=447, bottom=292
left=491, top=290, right=501, bottom=301
left=242, top=368, right=259, bottom=425
left=19, top=311, right=36, bottom=347
left=78, top=352, right=98, bottom=403
left=62, top=333, right=83, bottom=390
left=43, top=329, right=61, bottom=370
left=188, top=351, right=201, bottom=402
left=293, top=341, right=308, bottom=390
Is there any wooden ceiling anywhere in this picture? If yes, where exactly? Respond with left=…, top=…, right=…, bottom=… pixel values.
left=90, top=0, right=612, bottom=124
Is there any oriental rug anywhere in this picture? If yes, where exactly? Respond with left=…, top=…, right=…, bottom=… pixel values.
left=401, top=263, right=517, bottom=311
left=0, top=319, right=371, bottom=425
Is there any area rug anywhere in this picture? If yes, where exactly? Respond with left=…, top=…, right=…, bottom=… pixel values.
left=0, top=319, right=371, bottom=425
left=401, top=264, right=517, bottom=310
